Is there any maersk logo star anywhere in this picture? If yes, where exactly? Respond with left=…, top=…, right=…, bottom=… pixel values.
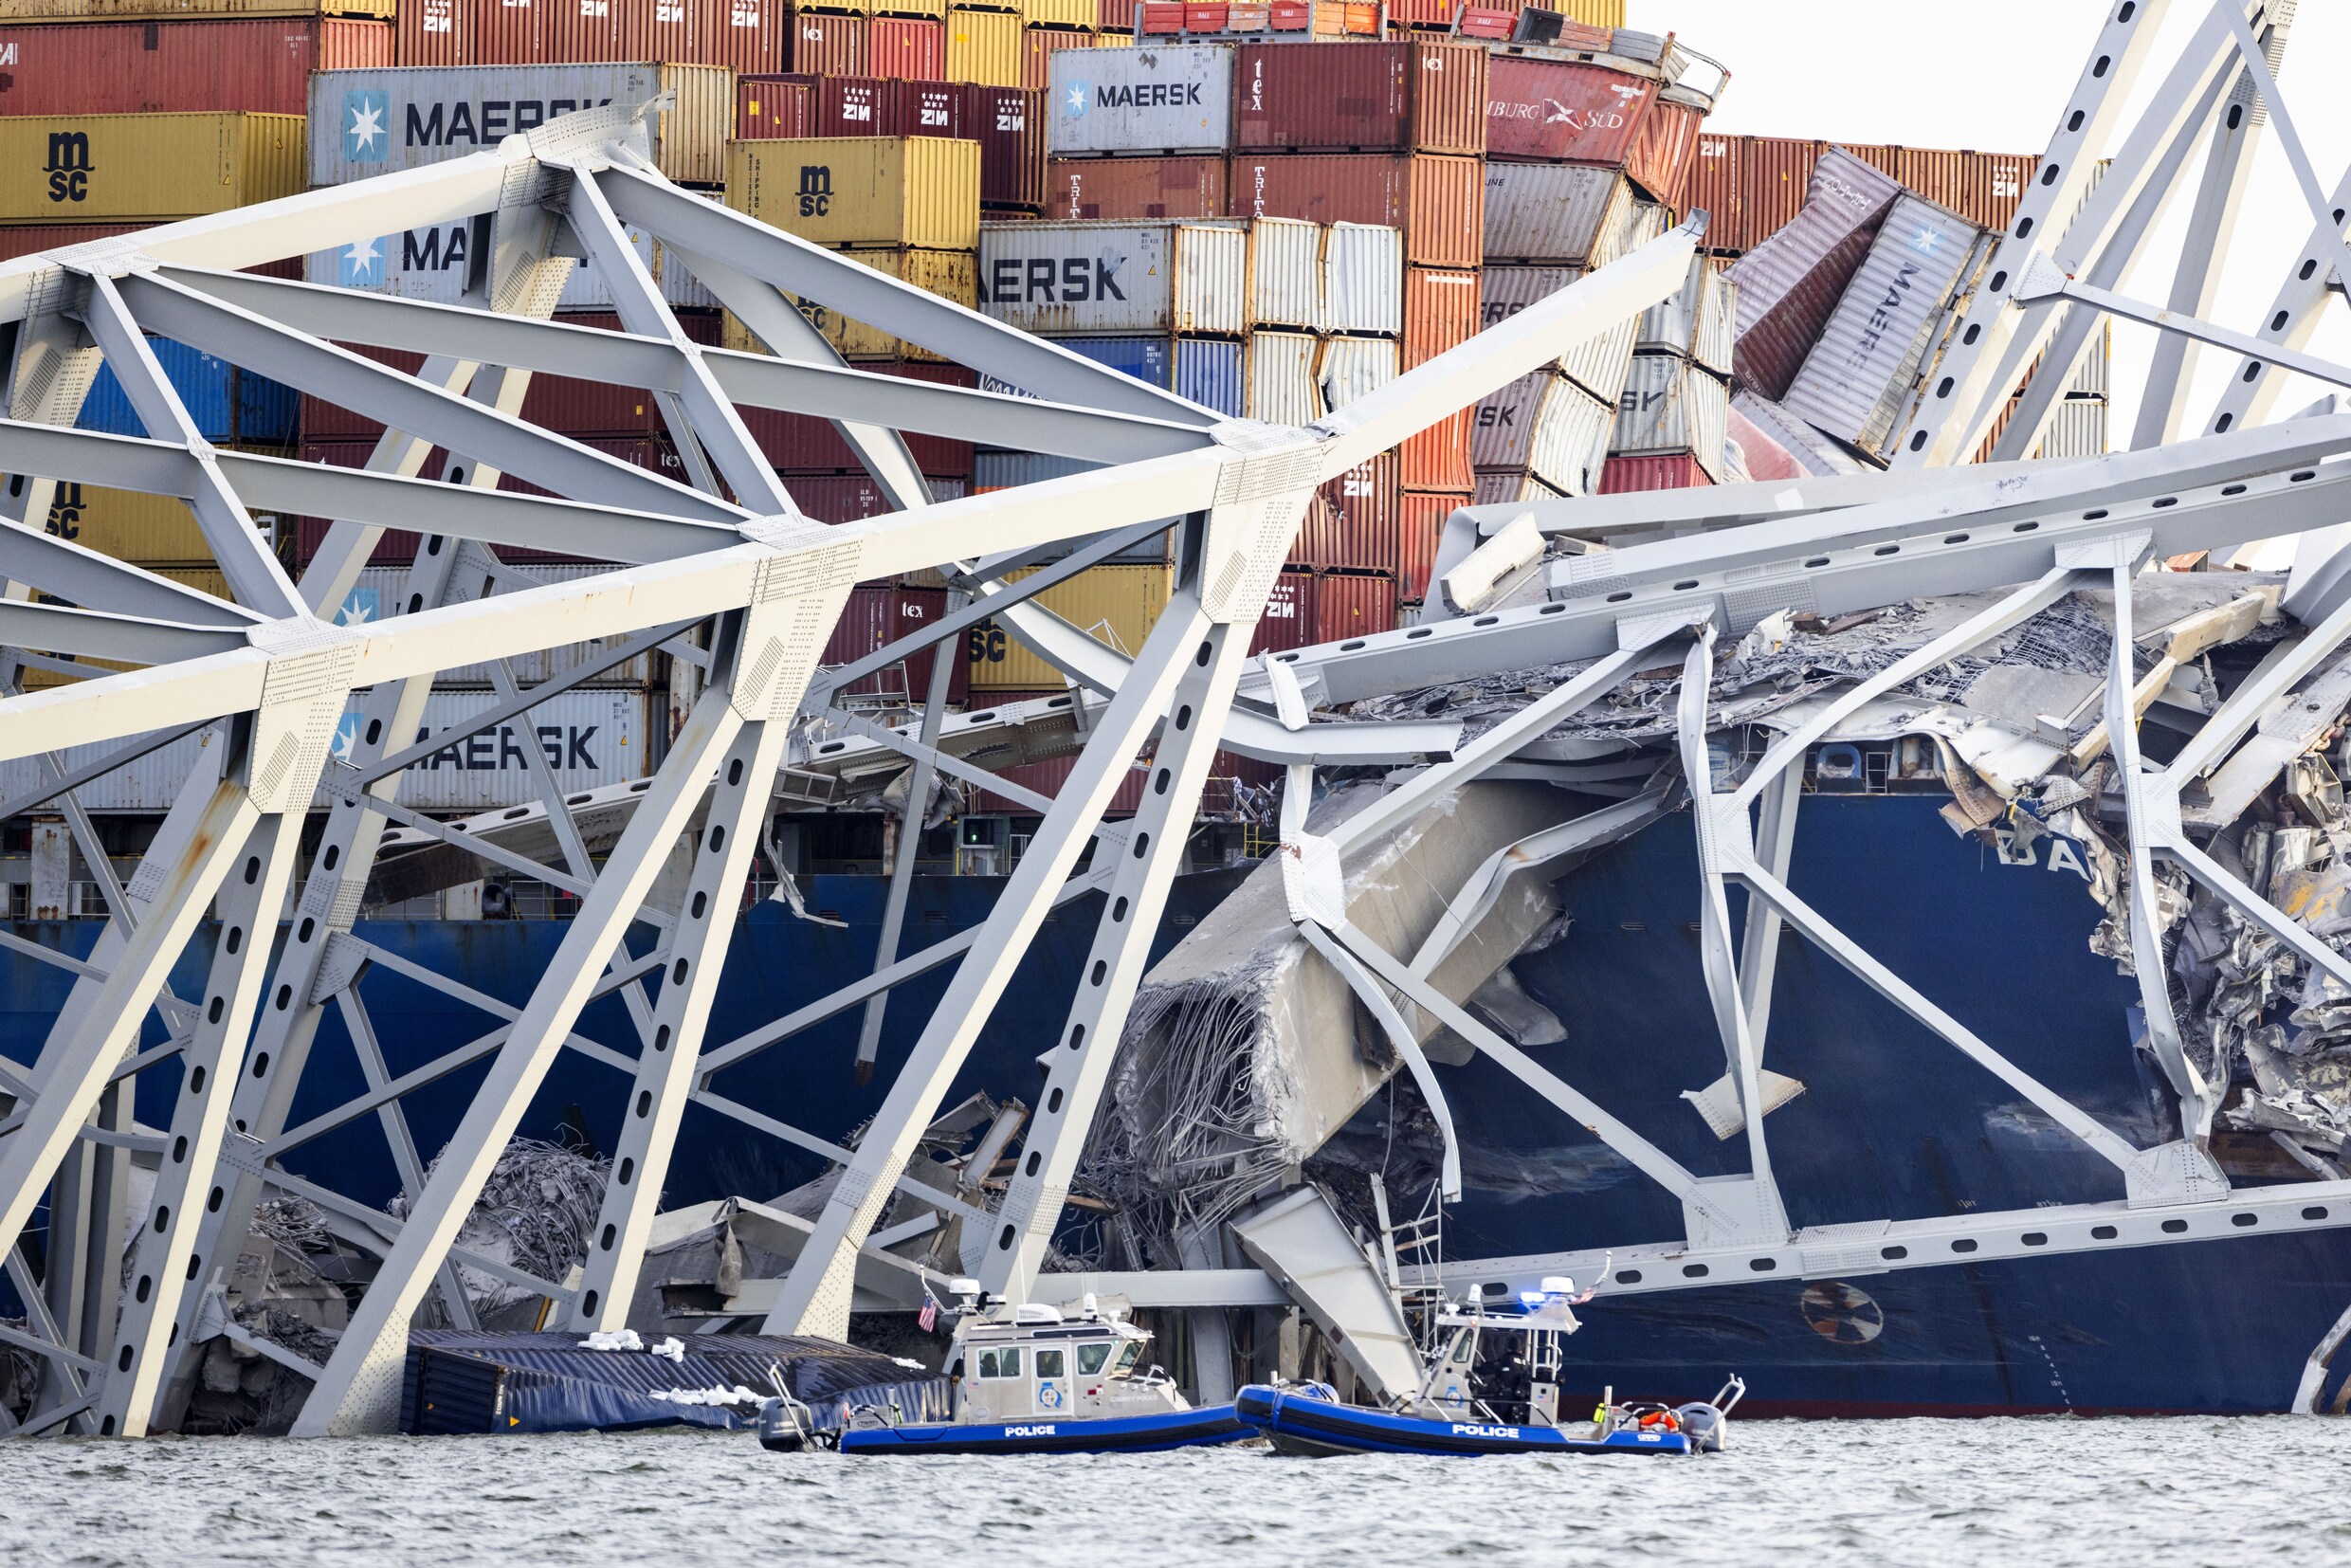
left=338, top=236, right=387, bottom=287
left=344, top=90, right=391, bottom=162
left=1064, top=82, right=1088, bottom=118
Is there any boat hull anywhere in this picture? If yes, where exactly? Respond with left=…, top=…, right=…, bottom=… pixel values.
left=1233, top=1385, right=1693, bottom=1456
left=837, top=1402, right=1252, bottom=1454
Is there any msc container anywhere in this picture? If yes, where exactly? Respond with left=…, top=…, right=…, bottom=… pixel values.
left=1686, top=132, right=1740, bottom=249
left=1400, top=264, right=1471, bottom=368
left=0, top=18, right=388, bottom=116
left=1022, top=26, right=1093, bottom=92
left=349, top=563, right=659, bottom=686
left=1309, top=570, right=1394, bottom=643
left=1394, top=486, right=1455, bottom=603
left=1299, top=447, right=1395, bottom=572
left=1398, top=407, right=1468, bottom=491
left=793, top=11, right=867, bottom=74
left=309, top=64, right=733, bottom=187
left=1250, top=569, right=1314, bottom=656
left=1599, top=452, right=1711, bottom=494
left=1246, top=216, right=1321, bottom=331
left=1635, top=252, right=1733, bottom=374
left=309, top=213, right=720, bottom=310
left=946, top=6, right=1021, bottom=85
left=1624, top=82, right=1705, bottom=207
left=734, top=245, right=975, bottom=360
left=1323, top=222, right=1403, bottom=337
left=1231, top=40, right=1484, bottom=155
left=871, top=15, right=947, bottom=77
left=0, top=112, right=299, bottom=223
left=1473, top=367, right=1607, bottom=493
left=738, top=360, right=976, bottom=474
left=1317, top=333, right=1394, bottom=411
left=1483, top=57, right=1657, bottom=167
left=1230, top=152, right=1481, bottom=268
left=1247, top=328, right=1321, bottom=423
left=976, top=218, right=1245, bottom=335
left=968, top=561, right=1174, bottom=688
left=1779, top=192, right=1986, bottom=461
left=1615, top=352, right=1728, bottom=481
left=1725, top=146, right=1904, bottom=402
left=738, top=74, right=817, bottom=137
left=1046, top=153, right=1224, bottom=218
left=726, top=136, right=980, bottom=248
left=1045, top=42, right=1231, bottom=156
left=823, top=582, right=971, bottom=703
left=1480, top=162, right=1628, bottom=264
left=1481, top=264, right=1634, bottom=403
left=967, top=84, right=1045, bottom=209
left=35, top=483, right=216, bottom=560
left=78, top=337, right=295, bottom=445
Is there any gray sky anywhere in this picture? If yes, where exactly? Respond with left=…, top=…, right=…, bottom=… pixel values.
left=1628, top=0, right=2351, bottom=466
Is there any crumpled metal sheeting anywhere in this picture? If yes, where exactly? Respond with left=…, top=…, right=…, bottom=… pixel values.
left=391, top=1137, right=611, bottom=1322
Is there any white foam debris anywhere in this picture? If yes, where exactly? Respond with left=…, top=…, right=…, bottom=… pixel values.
left=652, top=1337, right=687, bottom=1363
left=892, top=1357, right=925, bottom=1370
left=580, top=1329, right=644, bottom=1353
left=650, top=1384, right=764, bottom=1406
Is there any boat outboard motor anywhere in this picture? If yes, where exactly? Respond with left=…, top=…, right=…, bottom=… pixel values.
left=758, top=1394, right=818, bottom=1453
left=1673, top=1402, right=1726, bottom=1453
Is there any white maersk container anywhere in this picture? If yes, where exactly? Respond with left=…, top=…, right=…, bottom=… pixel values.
left=305, top=218, right=717, bottom=311
left=1616, top=353, right=1731, bottom=481
left=1247, top=330, right=1323, bottom=424
left=0, top=690, right=650, bottom=812
left=1321, top=222, right=1402, bottom=337
left=343, top=564, right=656, bottom=687
left=1482, top=265, right=1636, bottom=405
left=1474, top=370, right=1612, bottom=496
left=976, top=220, right=1245, bottom=337
left=1047, top=44, right=1234, bottom=157
left=1318, top=336, right=1397, bottom=411
left=1248, top=217, right=1322, bottom=332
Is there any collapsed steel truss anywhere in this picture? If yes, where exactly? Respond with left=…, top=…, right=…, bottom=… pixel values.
left=0, top=0, right=2347, bottom=1435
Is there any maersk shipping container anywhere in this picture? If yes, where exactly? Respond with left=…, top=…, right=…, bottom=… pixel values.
left=968, top=561, right=1173, bottom=690
left=306, top=213, right=719, bottom=310
left=1045, top=43, right=1232, bottom=157
left=1473, top=368, right=1610, bottom=494
left=1472, top=468, right=1565, bottom=508
left=1725, top=146, right=1904, bottom=402
left=1480, top=264, right=1635, bottom=405
left=727, top=136, right=980, bottom=249
left=1322, top=222, right=1403, bottom=337
left=1247, top=329, right=1321, bottom=423
left=0, top=113, right=300, bottom=223
left=1231, top=40, right=1484, bottom=156
left=1247, top=216, right=1321, bottom=333
left=1615, top=352, right=1729, bottom=481
left=975, top=219, right=1245, bottom=336
left=0, top=17, right=390, bottom=117
left=1480, top=162, right=1630, bottom=265
left=1779, top=192, right=1987, bottom=462
left=308, top=64, right=733, bottom=188
left=76, top=337, right=296, bottom=446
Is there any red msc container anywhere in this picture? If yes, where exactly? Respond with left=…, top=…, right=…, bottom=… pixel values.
left=870, top=16, right=945, bottom=79
left=1230, top=152, right=1483, bottom=268
left=1232, top=40, right=1484, bottom=155
left=1022, top=25, right=1092, bottom=91
left=1310, top=571, right=1395, bottom=643
left=738, top=73, right=817, bottom=137
left=1483, top=56, right=1658, bottom=167
left=1250, top=568, right=1315, bottom=656
left=1685, top=131, right=1742, bottom=249
left=740, top=361, right=977, bottom=476
left=1625, top=87, right=1706, bottom=208
left=1395, top=487, right=1461, bottom=603
left=1599, top=453, right=1714, bottom=494
left=1402, top=265, right=1475, bottom=370
left=1397, top=408, right=1470, bottom=490
left=792, top=11, right=867, bottom=74
left=1303, top=449, right=1397, bottom=572
left=1047, top=155, right=1225, bottom=219
left=824, top=583, right=971, bottom=702
left=967, top=84, right=1044, bottom=210
left=0, top=18, right=393, bottom=116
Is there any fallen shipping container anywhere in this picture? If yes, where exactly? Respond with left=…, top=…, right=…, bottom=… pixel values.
left=1480, top=264, right=1633, bottom=404
left=1473, top=367, right=1611, bottom=494
left=976, top=218, right=1246, bottom=336
left=1615, top=352, right=1728, bottom=481
left=1480, top=161, right=1629, bottom=265
left=1635, top=253, right=1734, bottom=377
left=726, top=135, right=981, bottom=248
left=1046, top=41, right=1233, bottom=156
left=1624, top=81, right=1705, bottom=207
left=1725, top=146, right=1903, bottom=401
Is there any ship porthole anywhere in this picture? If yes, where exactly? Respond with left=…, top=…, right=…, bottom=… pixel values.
left=1800, top=1281, right=1884, bottom=1345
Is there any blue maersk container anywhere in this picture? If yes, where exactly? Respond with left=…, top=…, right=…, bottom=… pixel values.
left=77, top=336, right=298, bottom=446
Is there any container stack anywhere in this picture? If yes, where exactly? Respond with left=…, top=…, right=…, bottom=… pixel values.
left=1605, top=242, right=1732, bottom=491
left=1687, top=134, right=2037, bottom=262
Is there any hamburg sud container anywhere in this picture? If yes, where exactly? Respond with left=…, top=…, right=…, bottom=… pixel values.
left=1473, top=370, right=1610, bottom=495
left=975, top=218, right=1246, bottom=336
left=307, top=210, right=719, bottom=309
left=1481, top=163, right=1629, bottom=265
left=1635, top=253, right=1733, bottom=376
left=1624, top=81, right=1707, bottom=207
left=1248, top=329, right=1322, bottom=423
left=1615, top=352, right=1728, bottom=481
left=1778, top=192, right=1989, bottom=462
left=0, top=113, right=300, bottom=223
left=1724, top=146, right=1902, bottom=401
left=1230, top=40, right=1485, bottom=155
left=726, top=137, right=979, bottom=249
left=308, top=65, right=734, bottom=188
left=1046, top=43, right=1232, bottom=156
left=968, top=562, right=1173, bottom=689
left=1230, top=153, right=1481, bottom=268
left=1046, top=155, right=1225, bottom=219
left=1324, top=222, right=1403, bottom=337
left=0, top=19, right=390, bottom=116
left=1483, top=55, right=1659, bottom=166
left=1482, top=265, right=1633, bottom=403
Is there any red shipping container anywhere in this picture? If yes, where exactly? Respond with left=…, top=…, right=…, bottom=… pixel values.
left=870, top=16, right=945, bottom=79
left=1310, top=571, right=1396, bottom=644
left=1098, top=0, right=1137, bottom=26
left=792, top=12, right=867, bottom=74
left=1455, top=6, right=1513, bottom=39
left=468, top=0, right=552, bottom=64
left=397, top=0, right=463, bottom=67
left=1599, top=453, right=1714, bottom=494
left=1233, top=41, right=1484, bottom=156
left=1138, top=1, right=1183, bottom=30
left=788, top=472, right=902, bottom=523
left=0, top=224, right=298, bottom=279
left=1022, top=25, right=1092, bottom=91
left=1046, top=155, right=1225, bottom=219
left=1267, top=0, right=1308, bottom=28
left=824, top=582, right=971, bottom=703
left=1250, top=569, right=1315, bottom=656
left=818, top=75, right=892, bottom=134
left=740, top=361, right=977, bottom=476
left=1183, top=3, right=1227, bottom=28
left=1226, top=3, right=1268, bottom=29
left=1397, top=408, right=1470, bottom=490
left=1625, top=88, right=1707, bottom=208
left=690, top=0, right=789, bottom=72
left=0, top=18, right=392, bottom=116
left=1685, top=131, right=1741, bottom=249
left=1228, top=153, right=1483, bottom=267
left=1739, top=136, right=1824, bottom=248
left=1395, top=488, right=1462, bottom=603
left=1484, top=56, right=1659, bottom=167
left=967, top=84, right=1045, bottom=210
left=972, top=753, right=1149, bottom=816
left=1403, top=266, right=1476, bottom=370
left=737, top=73, right=817, bottom=138
left=1897, top=146, right=2036, bottom=233
left=1304, top=449, right=1398, bottom=572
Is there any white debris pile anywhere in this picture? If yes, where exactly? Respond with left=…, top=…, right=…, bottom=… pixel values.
left=649, top=1384, right=765, bottom=1406
left=580, top=1329, right=643, bottom=1352
left=391, top=1137, right=610, bottom=1327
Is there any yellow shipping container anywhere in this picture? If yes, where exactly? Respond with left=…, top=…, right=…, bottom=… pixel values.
left=1020, top=0, right=1096, bottom=27
left=945, top=6, right=1023, bottom=87
left=727, top=136, right=979, bottom=250
left=723, top=246, right=975, bottom=362
left=968, top=563, right=1172, bottom=691
left=24, top=565, right=228, bottom=688
left=0, top=113, right=301, bottom=224
left=39, top=483, right=208, bottom=559
left=1560, top=0, right=1623, bottom=25
left=0, top=0, right=389, bottom=18
left=1093, top=26, right=1131, bottom=44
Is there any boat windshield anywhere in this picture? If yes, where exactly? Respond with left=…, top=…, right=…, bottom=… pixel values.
left=1109, top=1341, right=1142, bottom=1378
left=1076, top=1342, right=1114, bottom=1376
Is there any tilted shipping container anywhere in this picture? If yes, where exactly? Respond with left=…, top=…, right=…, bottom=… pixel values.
left=1480, top=161, right=1629, bottom=264
left=1483, top=55, right=1656, bottom=166
left=1615, top=351, right=1729, bottom=480
left=726, top=135, right=980, bottom=248
left=1045, top=153, right=1224, bottom=218
left=1635, top=252, right=1733, bottom=373
left=1479, top=264, right=1632, bottom=403
left=976, top=218, right=1245, bottom=335
left=1724, top=145, right=1904, bottom=402
left=0, top=112, right=300, bottom=222
left=0, top=18, right=391, bottom=116
left=1046, top=41, right=1232, bottom=156
left=1624, top=82, right=1706, bottom=208
left=1317, top=333, right=1395, bottom=412
left=1473, top=368, right=1610, bottom=494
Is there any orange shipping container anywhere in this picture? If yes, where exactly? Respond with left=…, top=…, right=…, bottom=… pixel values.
left=1896, top=145, right=2035, bottom=233
left=1395, top=487, right=1460, bottom=603
left=1402, top=266, right=1476, bottom=370
left=1686, top=132, right=1740, bottom=249
left=1021, top=23, right=1092, bottom=89
left=1738, top=136, right=1822, bottom=246
left=792, top=11, right=867, bottom=73
left=1398, top=409, right=1470, bottom=490
left=871, top=15, right=946, bottom=77
left=1229, top=152, right=1483, bottom=268
left=1624, top=86, right=1706, bottom=209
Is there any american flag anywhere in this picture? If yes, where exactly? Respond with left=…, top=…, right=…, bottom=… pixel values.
left=919, top=1296, right=939, bottom=1334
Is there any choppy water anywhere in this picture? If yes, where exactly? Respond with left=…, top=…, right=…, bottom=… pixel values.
left=1, top=1418, right=2346, bottom=1565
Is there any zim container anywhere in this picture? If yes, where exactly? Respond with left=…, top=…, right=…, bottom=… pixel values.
left=966, top=83, right=1045, bottom=208
left=1230, top=152, right=1482, bottom=268
left=1308, top=570, right=1394, bottom=644
left=1231, top=39, right=1484, bottom=155
left=1250, top=568, right=1314, bottom=656
left=1685, top=132, right=1740, bottom=249
left=1046, top=41, right=1232, bottom=157
left=726, top=135, right=980, bottom=248
left=723, top=244, right=976, bottom=360
left=1044, top=153, right=1223, bottom=218
left=0, top=17, right=391, bottom=116
left=945, top=6, right=1021, bottom=85
left=0, top=112, right=300, bottom=223
left=818, top=76, right=965, bottom=137
left=976, top=217, right=1245, bottom=335
left=1483, top=55, right=1656, bottom=166
left=967, top=561, right=1173, bottom=688
left=737, top=73, right=817, bottom=137
left=1300, top=447, right=1396, bottom=572
left=1323, top=221, right=1403, bottom=337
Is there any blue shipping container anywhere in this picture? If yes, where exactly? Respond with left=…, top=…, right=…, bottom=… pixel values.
left=1061, top=335, right=1174, bottom=390
left=77, top=337, right=298, bottom=446
left=1174, top=337, right=1243, bottom=417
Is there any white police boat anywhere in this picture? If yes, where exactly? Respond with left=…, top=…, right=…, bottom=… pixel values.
left=1236, top=1274, right=1742, bottom=1458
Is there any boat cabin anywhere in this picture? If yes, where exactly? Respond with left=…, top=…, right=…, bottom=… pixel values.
left=944, top=1296, right=1190, bottom=1424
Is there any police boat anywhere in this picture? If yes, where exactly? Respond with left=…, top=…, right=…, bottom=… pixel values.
left=1236, top=1274, right=1742, bottom=1458
left=769, top=1279, right=1252, bottom=1455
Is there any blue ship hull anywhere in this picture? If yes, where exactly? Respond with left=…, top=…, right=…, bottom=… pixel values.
left=839, top=1403, right=1250, bottom=1454
left=1233, top=1384, right=1693, bottom=1456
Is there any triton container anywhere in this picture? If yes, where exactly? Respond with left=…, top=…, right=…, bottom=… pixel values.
left=1229, top=152, right=1482, bottom=268
left=0, top=17, right=392, bottom=116
left=1045, top=154, right=1224, bottom=218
